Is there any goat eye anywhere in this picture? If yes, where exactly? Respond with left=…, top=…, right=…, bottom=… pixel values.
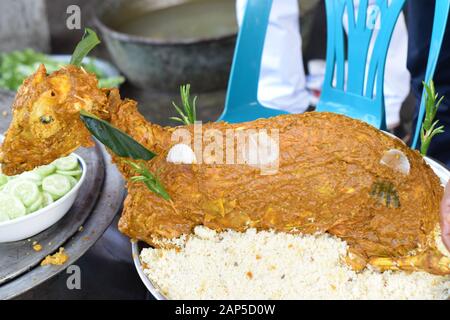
left=40, top=115, right=54, bottom=124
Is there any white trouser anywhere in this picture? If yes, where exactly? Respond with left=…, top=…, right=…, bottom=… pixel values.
left=236, top=0, right=310, bottom=114
left=236, top=0, right=410, bottom=128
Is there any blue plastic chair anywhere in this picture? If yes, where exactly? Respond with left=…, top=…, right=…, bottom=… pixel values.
left=317, top=0, right=407, bottom=130
left=220, top=0, right=450, bottom=138
left=218, top=0, right=288, bottom=123
left=411, top=0, right=450, bottom=149
left=318, top=0, right=449, bottom=136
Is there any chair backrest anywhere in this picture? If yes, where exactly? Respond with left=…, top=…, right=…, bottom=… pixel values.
left=221, top=0, right=450, bottom=142
left=317, top=0, right=406, bottom=129
left=218, top=0, right=288, bottom=123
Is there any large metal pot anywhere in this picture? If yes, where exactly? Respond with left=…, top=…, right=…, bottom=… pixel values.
left=94, top=0, right=237, bottom=92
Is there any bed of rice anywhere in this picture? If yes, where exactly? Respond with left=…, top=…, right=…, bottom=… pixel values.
left=140, top=226, right=450, bottom=300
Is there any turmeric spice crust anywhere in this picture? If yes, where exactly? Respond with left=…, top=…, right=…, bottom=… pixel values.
left=115, top=106, right=447, bottom=274
left=0, top=65, right=448, bottom=274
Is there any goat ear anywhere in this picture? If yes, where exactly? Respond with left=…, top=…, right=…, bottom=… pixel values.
left=34, top=64, right=47, bottom=80
left=14, top=63, right=47, bottom=98
left=29, top=64, right=47, bottom=85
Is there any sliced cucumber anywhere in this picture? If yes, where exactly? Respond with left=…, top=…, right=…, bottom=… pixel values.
left=56, top=168, right=82, bottom=177
left=42, top=174, right=72, bottom=200
left=11, top=180, right=40, bottom=207
left=66, top=175, right=78, bottom=188
left=0, top=193, right=26, bottom=219
left=34, top=164, right=56, bottom=178
left=53, top=155, right=78, bottom=171
left=18, top=172, right=42, bottom=186
left=0, top=210, right=9, bottom=223
left=0, top=154, right=83, bottom=223
left=2, top=178, right=21, bottom=194
left=42, top=192, right=54, bottom=206
left=27, top=194, right=44, bottom=214
left=0, top=174, right=8, bottom=186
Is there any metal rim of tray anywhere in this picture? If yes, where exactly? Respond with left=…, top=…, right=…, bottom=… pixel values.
left=132, top=156, right=450, bottom=300
left=132, top=241, right=167, bottom=300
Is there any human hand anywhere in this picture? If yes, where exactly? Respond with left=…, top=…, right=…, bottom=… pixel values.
left=440, top=181, right=450, bottom=252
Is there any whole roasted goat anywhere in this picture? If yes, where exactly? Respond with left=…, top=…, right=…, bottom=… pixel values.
left=1, top=65, right=449, bottom=275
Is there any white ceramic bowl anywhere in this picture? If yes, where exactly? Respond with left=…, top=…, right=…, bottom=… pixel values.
left=0, top=136, right=86, bottom=242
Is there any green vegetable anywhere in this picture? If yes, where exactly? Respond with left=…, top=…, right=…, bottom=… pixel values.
left=0, top=156, right=83, bottom=222
left=1, top=178, right=20, bottom=194
left=0, top=174, right=8, bottom=186
left=420, top=80, right=445, bottom=156
left=125, top=160, right=170, bottom=201
left=27, top=194, right=44, bottom=214
left=42, top=192, right=54, bottom=207
left=0, top=49, right=57, bottom=90
left=80, top=110, right=156, bottom=161
left=56, top=169, right=83, bottom=177
left=66, top=176, right=79, bottom=188
left=70, top=28, right=101, bottom=66
left=34, top=164, right=56, bottom=178
left=0, top=210, right=10, bottom=223
left=98, top=76, right=126, bottom=88
left=54, top=155, right=79, bottom=171
left=11, top=180, right=40, bottom=207
left=0, top=29, right=124, bottom=91
left=0, top=49, right=124, bottom=91
left=42, top=174, right=72, bottom=200
left=0, top=193, right=26, bottom=220
left=18, top=172, right=42, bottom=186
left=170, top=84, right=198, bottom=125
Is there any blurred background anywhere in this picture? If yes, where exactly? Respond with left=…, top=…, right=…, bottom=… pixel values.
left=0, top=0, right=416, bottom=134
left=0, top=0, right=328, bottom=124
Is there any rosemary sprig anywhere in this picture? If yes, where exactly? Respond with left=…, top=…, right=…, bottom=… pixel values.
left=420, top=80, right=445, bottom=156
left=170, top=84, right=197, bottom=125
left=124, top=160, right=170, bottom=201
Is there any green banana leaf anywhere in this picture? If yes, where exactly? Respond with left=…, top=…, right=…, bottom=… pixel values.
left=79, top=110, right=156, bottom=161
left=70, top=28, right=101, bottom=66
